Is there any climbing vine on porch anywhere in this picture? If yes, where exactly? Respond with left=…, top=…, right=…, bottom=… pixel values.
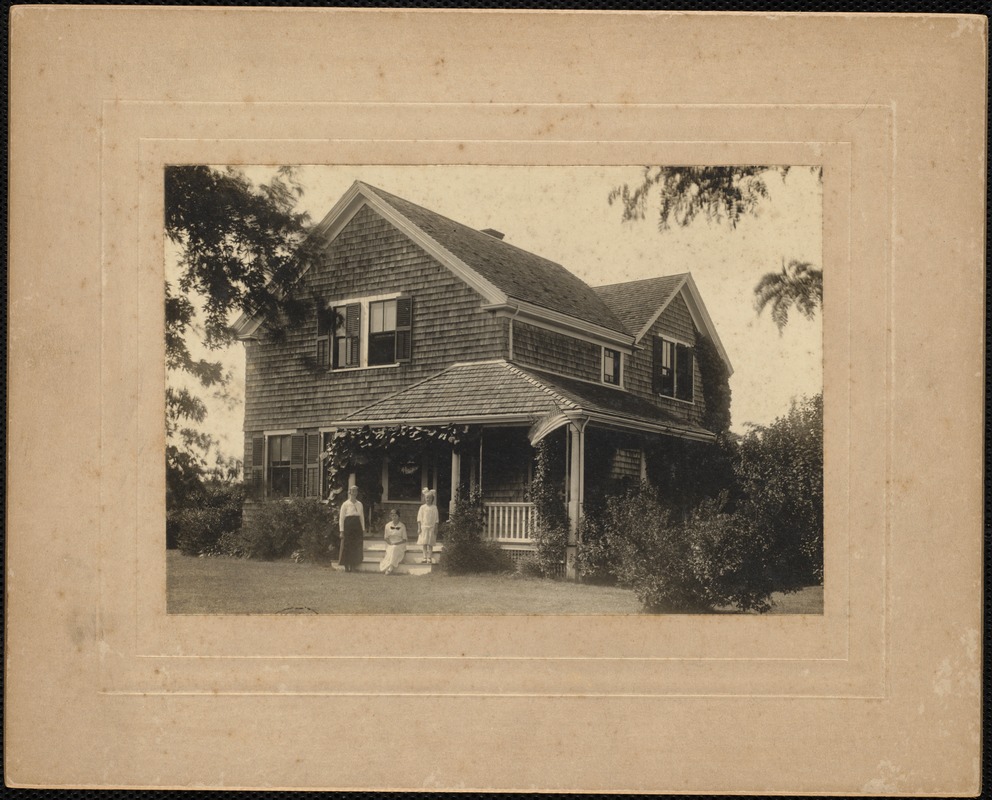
left=319, top=424, right=479, bottom=498
left=529, top=432, right=569, bottom=578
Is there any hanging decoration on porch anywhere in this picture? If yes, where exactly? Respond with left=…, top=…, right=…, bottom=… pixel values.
left=319, top=424, right=480, bottom=493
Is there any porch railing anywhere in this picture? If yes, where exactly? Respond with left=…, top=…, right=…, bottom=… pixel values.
left=483, top=502, right=535, bottom=543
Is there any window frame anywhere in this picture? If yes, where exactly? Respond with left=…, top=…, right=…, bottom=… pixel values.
left=319, top=292, right=412, bottom=372
left=654, top=335, right=694, bottom=403
left=602, top=346, right=622, bottom=386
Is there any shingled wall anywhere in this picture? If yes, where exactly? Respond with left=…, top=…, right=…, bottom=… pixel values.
left=511, top=320, right=601, bottom=383
left=242, top=204, right=508, bottom=435
left=624, top=292, right=707, bottom=426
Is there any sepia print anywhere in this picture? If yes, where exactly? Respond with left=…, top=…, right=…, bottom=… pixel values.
left=165, top=164, right=824, bottom=615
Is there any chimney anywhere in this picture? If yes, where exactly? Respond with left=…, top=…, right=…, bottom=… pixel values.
left=481, top=228, right=505, bottom=240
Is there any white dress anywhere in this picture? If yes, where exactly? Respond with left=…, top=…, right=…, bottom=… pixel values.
left=416, top=503, right=439, bottom=546
left=379, top=521, right=408, bottom=572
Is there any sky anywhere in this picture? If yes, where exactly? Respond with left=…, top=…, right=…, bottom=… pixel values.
left=170, top=165, right=822, bottom=466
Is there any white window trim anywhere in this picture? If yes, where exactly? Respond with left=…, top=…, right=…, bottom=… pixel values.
left=263, top=430, right=297, bottom=496
left=602, top=346, right=624, bottom=388
left=382, top=453, right=433, bottom=503
left=326, top=291, right=404, bottom=370
left=655, top=336, right=695, bottom=404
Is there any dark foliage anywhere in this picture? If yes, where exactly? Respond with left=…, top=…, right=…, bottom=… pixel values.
left=165, top=165, right=317, bottom=498
left=529, top=432, right=569, bottom=578
left=735, top=394, right=823, bottom=589
left=240, top=499, right=339, bottom=562
left=609, top=166, right=823, bottom=330
left=440, top=489, right=514, bottom=575
left=172, top=482, right=246, bottom=555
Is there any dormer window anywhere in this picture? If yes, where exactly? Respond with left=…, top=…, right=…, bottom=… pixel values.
left=603, top=348, right=621, bottom=385
left=654, top=336, right=694, bottom=402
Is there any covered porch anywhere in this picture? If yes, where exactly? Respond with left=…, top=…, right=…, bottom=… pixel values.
left=331, top=359, right=716, bottom=577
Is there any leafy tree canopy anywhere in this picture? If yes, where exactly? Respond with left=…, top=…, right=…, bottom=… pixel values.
left=609, top=166, right=822, bottom=332
left=165, top=165, right=316, bottom=498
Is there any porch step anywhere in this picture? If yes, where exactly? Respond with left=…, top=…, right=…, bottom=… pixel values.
left=353, top=541, right=444, bottom=576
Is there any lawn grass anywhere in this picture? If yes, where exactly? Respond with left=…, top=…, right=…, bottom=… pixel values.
left=166, top=551, right=823, bottom=615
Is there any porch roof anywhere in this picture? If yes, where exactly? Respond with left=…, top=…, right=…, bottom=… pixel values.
left=337, top=359, right=715, bottom=441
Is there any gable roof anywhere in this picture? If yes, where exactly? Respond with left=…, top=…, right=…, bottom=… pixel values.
left=338, top=359, right=715, bottom=442
left=232, top=180, right=730, bottom=373
left=359, top=183, right=628, bottom=335
left=595, top=272, right=733, bottom=376
left=593, top=274, right=687, bottom=337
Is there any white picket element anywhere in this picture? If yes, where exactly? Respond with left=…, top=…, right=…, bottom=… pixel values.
left=483, top=502, right=535, bottom=542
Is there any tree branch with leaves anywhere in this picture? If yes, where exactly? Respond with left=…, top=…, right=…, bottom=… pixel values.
left=164, top=165, right=317, bottom=500
left=609, top=166, right=823, bottom=331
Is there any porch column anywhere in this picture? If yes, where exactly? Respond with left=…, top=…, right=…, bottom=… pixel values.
left=565, top=418, right=587, bottom=580
left=449, top=448, right=461, bottom=515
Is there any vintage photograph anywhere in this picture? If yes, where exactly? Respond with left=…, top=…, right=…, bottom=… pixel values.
left=165, top=164, right=823, bottom=615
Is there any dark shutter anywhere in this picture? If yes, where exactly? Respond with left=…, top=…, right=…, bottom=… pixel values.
left=395, top=296, right=413, bottom=362
left=250, top=434, right=265, bottom=499
left=345, top=303, right=361, bottom=366
left=290, top=434, right=306, bottom=497
left=305, top=432, right=321, bottom=498
left=676, top=344, right=694, bottom=401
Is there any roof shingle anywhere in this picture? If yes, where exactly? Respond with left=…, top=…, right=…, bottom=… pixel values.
left=340, top=359, right=713, bottom=439
left=593, top=274, right=688, bottom=339
left=362, top=183, right=630, bottom=335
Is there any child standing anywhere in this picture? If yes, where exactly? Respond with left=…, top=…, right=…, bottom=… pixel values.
left=416, top=489, right=439, bottom=564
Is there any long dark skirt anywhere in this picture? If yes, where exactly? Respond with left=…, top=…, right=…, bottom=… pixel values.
left=339, top=516, right=365, bottom=570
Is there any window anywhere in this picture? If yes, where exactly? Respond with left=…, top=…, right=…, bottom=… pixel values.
left=248, top=431, right=318, bottom=499
left=368, top=299, right=397, bottom=365
left=653, top=336, right=694, bottom=401
left=387, top=455, right=423, bottom=501
left=320, top=296, right=413, bottom=370
left=267, top=434, right=293, bottom=497
left=332, top=304, right=361, bottom=369
left=315, top=307, right=333, bottom=369
left=603, top=348, right=620, bottom=385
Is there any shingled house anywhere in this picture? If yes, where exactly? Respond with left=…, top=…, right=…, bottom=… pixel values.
left=232, top=181, right=732, bottom=577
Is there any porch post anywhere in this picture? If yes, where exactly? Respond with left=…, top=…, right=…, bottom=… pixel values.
left=565, top=418, right=586, bottom=580
left=449, top=448, right=461, bottom=515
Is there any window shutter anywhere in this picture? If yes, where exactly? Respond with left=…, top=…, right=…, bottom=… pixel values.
left=305, top=432, right=321, bottom=498
left=345, top=303, right=361, bottom=366
left=395, top=296, right=413, bottom=362
left=290, top=434, right=306, bottom=497
left=676, top=344, right=694, bottom=401
left=652, top=337, right=663, bottom=394
left=250, top=435, right=265, bottom=498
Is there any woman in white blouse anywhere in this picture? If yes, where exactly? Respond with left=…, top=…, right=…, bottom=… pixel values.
left=379, top=509, right=408, bottom=575
left=337, top=485, right=366, bottom=572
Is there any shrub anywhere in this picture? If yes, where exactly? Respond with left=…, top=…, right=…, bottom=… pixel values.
left=440, top=489, right=514, bottom=575
left=581, top=484, right=774, bottom=613
left=241, top=499, right=338, bottom=562
left=735, top=393, right=823, bottom=591
left=174, top=481, right=246, bottom=555
left=575, top=510, right=617, bottom=585
left=515, top=554, right=545, bottom=578
left=176, top=507, right=231, bottom=556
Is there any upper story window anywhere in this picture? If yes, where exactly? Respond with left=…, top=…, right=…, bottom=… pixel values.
left=369, top=299, right=398, bottom=365
left=317, top=295, right=412, bottom=370
left=603, top=348, right=621, bottom=385
left=653, top=336, right=694, bottom=402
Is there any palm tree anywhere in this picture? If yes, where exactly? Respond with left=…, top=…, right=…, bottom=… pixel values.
left=753, top=259, right=823, bottom=332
